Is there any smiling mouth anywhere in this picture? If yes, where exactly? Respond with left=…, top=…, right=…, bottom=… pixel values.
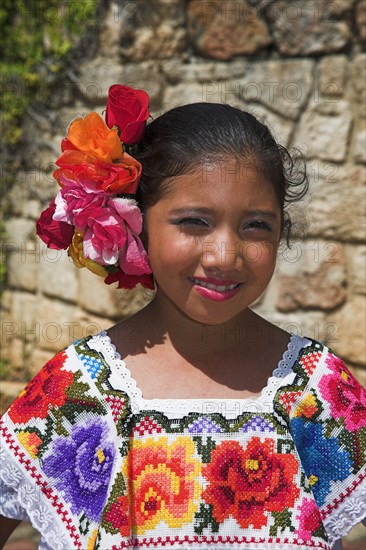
left=189, top=277, right=241, bottom=292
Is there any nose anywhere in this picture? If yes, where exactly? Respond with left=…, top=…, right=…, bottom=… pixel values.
left=201, top=227, right=244, bottom=273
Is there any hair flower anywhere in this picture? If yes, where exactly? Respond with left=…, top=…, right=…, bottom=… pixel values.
left=105, top=84, right=150, bottom=145
left=36, top=84, right=154, bottom=290
left=66, top=112, right=123, bottom=162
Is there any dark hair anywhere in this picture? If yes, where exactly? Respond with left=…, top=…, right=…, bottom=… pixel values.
left=132, top=103, right=308, bottom=243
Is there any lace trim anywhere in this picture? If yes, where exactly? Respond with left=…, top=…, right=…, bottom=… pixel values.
left=87, top=331, right=310, bottom=418
left=0, top=438, right=74, bottom=550
left=322, top=475, right=366, bottom=546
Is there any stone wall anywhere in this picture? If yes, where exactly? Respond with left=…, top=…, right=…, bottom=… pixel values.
left=1, top=0, right=365, bottom=412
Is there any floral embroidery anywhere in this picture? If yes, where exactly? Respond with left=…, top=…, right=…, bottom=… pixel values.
left=123, top=436, right=201, bottom=533
left=290, top=418, right=352, bottom=506
left=8, top=350, right=73, bottom=423
left=202, top=438, right=299, bottom=529
left=295, top=497, right=323, bottom=541
left=1, top=336, right=365, bottom=549
left=42, top=416, right=115, bottom=522
left=105, top=495, right=131, bottom=536
left=17, top=430, right=42, bottom=458
left=292, top=392, right=319, bottom=419
left=319, top=355, right=366, bottom=431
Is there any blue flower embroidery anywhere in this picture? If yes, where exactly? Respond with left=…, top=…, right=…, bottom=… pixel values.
left=290, top=417, right=352, bottom=506
left=42, top=416, right=115, bottom=521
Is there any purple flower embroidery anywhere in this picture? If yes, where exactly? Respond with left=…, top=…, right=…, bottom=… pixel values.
left=188, top=417, right=221, bottom=434
left=42, top=417, right=115, bottom=521
left=240, top=416, right=274, bottom=433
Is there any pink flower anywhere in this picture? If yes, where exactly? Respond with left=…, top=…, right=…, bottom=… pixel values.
left=74, top=198, right=151, bottom=275
left=319, top=355, right=366, bottom=432
left=296, top=498, right=322, bottom=541
left=53, top=181, right=108, bottom=226
left=36, top=198, right=74, bottom=250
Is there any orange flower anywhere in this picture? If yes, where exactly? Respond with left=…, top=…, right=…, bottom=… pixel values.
left=17, top=431, right=42, bottom=458
left=54, top=149, right=142, bottom=195
left=123, top=437, right=201, bottom=534
left=68, top=231, right=109, bottom=277
left=66, top=112, right=123, bottom=163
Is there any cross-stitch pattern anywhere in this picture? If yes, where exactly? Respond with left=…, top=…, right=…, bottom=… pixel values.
left=1, top=332, right=365, bottom=550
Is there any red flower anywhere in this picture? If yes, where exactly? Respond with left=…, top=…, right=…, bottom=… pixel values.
left=202, top=438, right=299, bottom=529
left=105, top=85, right=150, bottom=145
left=8, top=350, right=73, bottom=423
left=104, top=495, right=131, bottom=537
left=36, top=198, right=74, bottom=250
left=104, top=269, right=155, bottom=290
left=319, top=355, right=366, bottom=431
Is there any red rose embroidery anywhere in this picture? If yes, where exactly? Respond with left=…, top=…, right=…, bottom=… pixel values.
left=8, top=350, right=73, bottom=423
left=203, top=438, right=299, bottom=529
left=105, top=85, right=150, bottom=145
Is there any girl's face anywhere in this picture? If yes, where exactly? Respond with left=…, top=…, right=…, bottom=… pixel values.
left=145, top=157, right=282, bottom=325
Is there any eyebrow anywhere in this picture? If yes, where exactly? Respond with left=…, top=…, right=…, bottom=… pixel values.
left=168, top=207, right=278, bottom=219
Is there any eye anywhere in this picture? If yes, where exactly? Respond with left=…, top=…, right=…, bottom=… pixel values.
left=245, top=220, right=272, bottom=232
left=174, top=217, right=209, bottom=227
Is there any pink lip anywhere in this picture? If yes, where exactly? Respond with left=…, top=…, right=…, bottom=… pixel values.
left=189, top=277, right=242, bottom=302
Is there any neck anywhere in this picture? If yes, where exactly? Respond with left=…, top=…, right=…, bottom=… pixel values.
left=142, top=291, right=264, bottom=356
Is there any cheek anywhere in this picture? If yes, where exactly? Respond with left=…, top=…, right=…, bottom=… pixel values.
left=148, top=234, right=198, bottom=273
left=242, top=242, right=278, bottom=270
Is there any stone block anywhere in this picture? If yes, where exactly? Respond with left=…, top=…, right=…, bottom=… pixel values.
left=305, top=171, right=365, bottom=241
left=294, top=99, right=352, bottom=162
left=120, top=0, right=187, bottom=61
left=77, top=60, right=164, bottom=109
left=162, top=60, right=247, bottom=84
left=243, top=105, right=294, bottom=146
left=163, top=82, right=230, bottom=108
left=7, top=246, right=38, bottom=292
left=5, top=219, right=36, bottom=247
left=39, top=250, right=78, bottom=303
left=239, top=59, right=314, bottom=120
left=327, top=297, right=366, bottom=366
left=276, top=240, right=347, bottom=311
left=316, top=55, right=348, bottom=97
left=1, top=337, right=24, bottom=373
left=78, top=267, right=153, bottom=319
left=4, top=291, right=39, bottom=346
left=345, top=245, right=366, bottom=295
left=35, top=298, right=84, bottom=351
left=261, top=310, right=327, bottom=342
left=187, top=0, right=271, bottom=60
left=7, top=172, right=58, bottom=217
left=356, top=0, right=366, bottom=44
left=353, top=128, right=366, bottom=164
left=269, top=0, right=352, bottom=56
left=349, top=54, right=366, bottom=118
left=124, top=25, right=187, bottom=61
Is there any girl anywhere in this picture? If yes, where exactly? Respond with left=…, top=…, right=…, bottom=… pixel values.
left=0, top=85, right=365, bottom=550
